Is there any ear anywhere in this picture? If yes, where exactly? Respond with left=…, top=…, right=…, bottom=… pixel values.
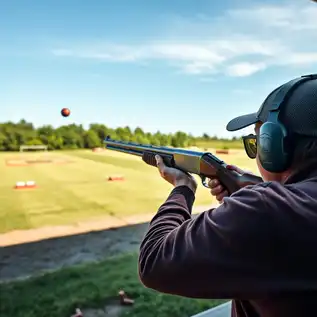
left=254, top=122, right=263, bottom=134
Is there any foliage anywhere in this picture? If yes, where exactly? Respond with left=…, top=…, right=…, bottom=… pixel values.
left=0, top=253, right=225, bottom=317
left=0, top=119, right=243, bottom=151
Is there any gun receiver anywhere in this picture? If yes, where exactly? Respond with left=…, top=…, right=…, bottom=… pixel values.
left=104, top=136, right=263, bottom=195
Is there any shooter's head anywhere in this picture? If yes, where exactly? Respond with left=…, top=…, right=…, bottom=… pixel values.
left=226, top=75, right=317, bottom=182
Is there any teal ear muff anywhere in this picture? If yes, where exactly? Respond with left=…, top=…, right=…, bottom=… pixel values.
left=258, top=75, right=316, bottom=173
left=258, top=110, right=289, bottom=173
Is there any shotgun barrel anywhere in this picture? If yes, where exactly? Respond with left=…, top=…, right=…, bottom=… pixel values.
left=104, top=136, right=263, bottom=195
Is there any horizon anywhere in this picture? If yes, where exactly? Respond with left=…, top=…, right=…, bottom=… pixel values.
left=1, top=117, right=242, bottom=139
left=1, top=0, right=317, bottom=138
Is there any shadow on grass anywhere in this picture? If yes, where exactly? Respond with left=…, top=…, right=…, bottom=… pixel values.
left=0, top=223, right=224, bottom=317
left=0, top=221, right=150, bottom=283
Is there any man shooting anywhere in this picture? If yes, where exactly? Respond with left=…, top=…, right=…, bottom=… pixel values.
left=138, top=75, right=317, bottom=317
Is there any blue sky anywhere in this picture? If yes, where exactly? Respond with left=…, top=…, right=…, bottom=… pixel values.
left=1, top=0, right=317, bottom=138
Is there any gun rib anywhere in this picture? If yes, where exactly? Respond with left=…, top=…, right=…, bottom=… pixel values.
left=106, top=144, right=144, bottom=156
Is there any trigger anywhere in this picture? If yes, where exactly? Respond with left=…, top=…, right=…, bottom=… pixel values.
left=200, top=175, right=209, bottom=188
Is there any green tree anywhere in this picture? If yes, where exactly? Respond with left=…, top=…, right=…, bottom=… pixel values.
left=134, top=127, right=144, bottom=136
left=0, top=119, right=243, bottom=151
left=89, top=123, right=110, bottom=140
left=47, top=135, right=64, bottom=150
left=26, top=138, right=43, bottom=145
left=0, top=132, right=7, bottom=150
left=135, top=134, right=150, bottom=144
left=116, top=127, right=130, bottom=141
left=83, top=130, right=101, bottom=148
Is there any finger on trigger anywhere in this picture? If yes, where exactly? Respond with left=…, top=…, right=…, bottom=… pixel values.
left=208, top=179, right=219, bottom=187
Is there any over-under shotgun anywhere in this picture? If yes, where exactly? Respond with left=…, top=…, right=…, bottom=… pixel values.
left=104, top=136, right=262, bottom=195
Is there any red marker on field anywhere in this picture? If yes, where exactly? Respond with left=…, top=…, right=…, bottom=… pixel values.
left=61, top=108, right=71, bottom=117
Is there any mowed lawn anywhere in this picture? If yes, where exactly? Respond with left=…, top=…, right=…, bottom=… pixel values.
left=0, top=253, right=226, bottom=317
left=0, top=149, right=258, bottom=233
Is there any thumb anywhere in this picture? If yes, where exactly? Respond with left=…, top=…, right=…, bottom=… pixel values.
left=226, top=165, right=245, bottom=174
left=155, top=155, right=165, bottom=168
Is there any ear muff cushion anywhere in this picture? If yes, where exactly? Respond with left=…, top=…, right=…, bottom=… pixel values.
left=258, top=122, right=290, bottom=172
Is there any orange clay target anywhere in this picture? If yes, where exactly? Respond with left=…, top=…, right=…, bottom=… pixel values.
left=61, top=108, right=71, bottom=117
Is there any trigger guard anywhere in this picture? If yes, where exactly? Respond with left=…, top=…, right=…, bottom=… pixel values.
left=200, top=175, right=209, bottom=188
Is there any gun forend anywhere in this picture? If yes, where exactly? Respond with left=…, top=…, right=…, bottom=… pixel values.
left=104, top=136, right=263, bottom=195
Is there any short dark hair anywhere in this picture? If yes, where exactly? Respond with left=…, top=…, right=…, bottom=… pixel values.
left=291, top=134, right=317, bottom=166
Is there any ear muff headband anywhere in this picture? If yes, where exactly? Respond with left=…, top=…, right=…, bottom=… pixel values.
left=258, top=75, right=316, bottom=173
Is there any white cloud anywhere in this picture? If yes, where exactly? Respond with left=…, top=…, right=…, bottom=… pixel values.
left=52, top=45, right=145, bottom=62
left=227, top=5, right=317, bottom=30
left=225, top=62, right=267, bottom=77
left=52, top=1, right=317, bottom=78
left=281, top=52, right=317, bottom=65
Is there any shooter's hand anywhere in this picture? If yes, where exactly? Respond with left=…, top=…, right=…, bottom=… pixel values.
left=208, top=165, right=251, bottom=203
left=155, top=155, right=197, bottom=194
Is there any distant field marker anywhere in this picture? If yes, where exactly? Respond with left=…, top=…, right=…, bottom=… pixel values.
left=215, top=149, right=229, bottom=155
left=108, top=176, right=125, bottom=181
left=14, top=180, right=37, bottom=189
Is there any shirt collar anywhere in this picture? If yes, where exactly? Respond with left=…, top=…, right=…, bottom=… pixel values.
left=284, top=158, right=317, bottom=185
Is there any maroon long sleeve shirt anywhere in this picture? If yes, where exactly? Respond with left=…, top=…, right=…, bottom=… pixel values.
left=138, top=162, right=317, bottom=317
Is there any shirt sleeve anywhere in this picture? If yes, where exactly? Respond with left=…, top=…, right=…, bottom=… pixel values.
left=138, top=183, right=278, bottom=299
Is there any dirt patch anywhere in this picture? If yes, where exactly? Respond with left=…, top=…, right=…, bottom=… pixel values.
left=215, top=149, right=229, bottom=155
left=0, top=214, right=150, bottom=247
left=92, top=147, right=105, bottom=152
left=0, top=222, right=149, bottom=283
left=5, top=156, right=73, bottom=166
left=69, top=296, right=133, bottom=317
left=79, top=303, right=131, bottom=317
left=5, top=158, right=28, bottom=166
left=0, top=205, right=215, bottom=247
left=0, top=205, right=216, bottom=283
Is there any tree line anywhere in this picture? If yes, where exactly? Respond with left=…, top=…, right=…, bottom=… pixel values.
left=0, top=119, right=243, bottom=151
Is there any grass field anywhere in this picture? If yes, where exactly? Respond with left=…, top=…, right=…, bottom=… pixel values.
left=0, top=148, right=258, bottom=234
left=1, top=148, right=257, bottom=317
left=0, top=253, right=225, bottom=317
